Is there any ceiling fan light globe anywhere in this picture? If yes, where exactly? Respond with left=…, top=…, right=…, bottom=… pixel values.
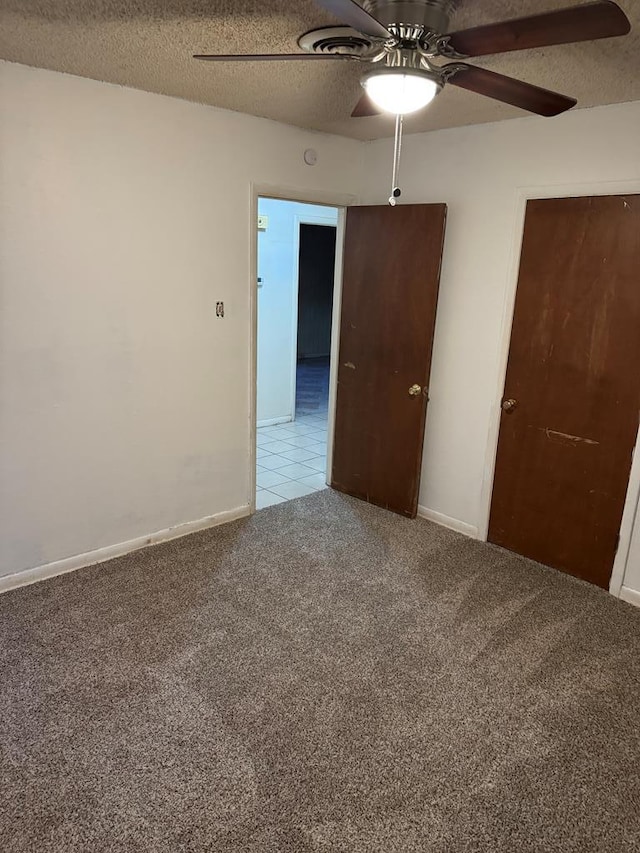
left=363, top=71, right=440, bottom=115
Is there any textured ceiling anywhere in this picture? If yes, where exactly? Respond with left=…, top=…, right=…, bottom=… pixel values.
left=1, top=0, right=639, bottom=139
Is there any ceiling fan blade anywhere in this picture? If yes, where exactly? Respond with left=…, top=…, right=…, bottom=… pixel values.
left=194, top=53, right=354, bottom=61
left=313, top=0, right=393, bottom=40
left=446, top=1, right=630, bottom=57
left=446, top=64, right=577, bottom=117
left=351, top=92, right=382, bottom=117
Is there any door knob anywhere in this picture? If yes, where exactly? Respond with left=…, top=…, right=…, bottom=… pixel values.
left=408, top=384, right=422, bottom=397
left=502, top=398, right=518, bottom=413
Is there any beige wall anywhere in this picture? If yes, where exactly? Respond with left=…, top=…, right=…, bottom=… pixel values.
left=0, top=60, right=361, bottom=580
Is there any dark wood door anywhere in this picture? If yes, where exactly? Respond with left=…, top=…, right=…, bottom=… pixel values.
left=489, top=195, right=640, bottom=589
left=331, top=203, right=447, bottom=518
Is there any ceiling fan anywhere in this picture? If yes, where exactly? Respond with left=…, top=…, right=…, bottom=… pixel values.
left=193, top=0, right=631, bottom=119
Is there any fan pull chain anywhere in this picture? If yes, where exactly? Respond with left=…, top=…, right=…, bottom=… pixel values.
left=389, top=112, right=404, bottom=207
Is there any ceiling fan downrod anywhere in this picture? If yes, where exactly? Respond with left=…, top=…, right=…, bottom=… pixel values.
left=389, top=112, right=404, bottom=206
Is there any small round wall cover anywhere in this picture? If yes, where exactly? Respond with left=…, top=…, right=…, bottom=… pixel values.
left=303, top=148, right=318, bottom=166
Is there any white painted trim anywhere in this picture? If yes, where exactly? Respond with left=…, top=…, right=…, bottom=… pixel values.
left=619, top=586, right=640, bottom=609
left=417, top=505, right=479, bottom=539
left=610, top=434, right=640, bottom=596
left=249, top=185, right=259, bottom=514
left=326, top=208, right=347, bottom=485
left=251, top=183, right=357, bottom=210
left=0, top=505, right=251, bottom=595
left=477, top=179, right=640, bottom=598
left=291, top=212, right=339, bottom=424
left=257, top=415, right=293, bottom=428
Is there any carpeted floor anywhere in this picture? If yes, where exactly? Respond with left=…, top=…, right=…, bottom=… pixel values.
left=2, top=490, right=640, bottom=852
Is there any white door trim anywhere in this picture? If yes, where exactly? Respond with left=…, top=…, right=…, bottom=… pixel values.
left=326, top=208, right=347, bottom=486
left=249, top=184, right=357, bottom=513
left=477, top=179, right=640, bottom=599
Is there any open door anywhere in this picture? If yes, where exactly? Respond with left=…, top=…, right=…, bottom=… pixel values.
left=331, top=203, right=447, bottom=518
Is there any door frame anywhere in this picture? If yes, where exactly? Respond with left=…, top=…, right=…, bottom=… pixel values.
left=249, top=183, right=356, bottom=513
left=479, top=178, right=640, bottom=596
left=290, top=215, right=340, bottom=428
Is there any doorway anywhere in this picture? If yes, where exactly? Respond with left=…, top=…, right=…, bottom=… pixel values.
left=489, top=194, right=640, bottom=589
left=256, top=198, right=339, bottom=510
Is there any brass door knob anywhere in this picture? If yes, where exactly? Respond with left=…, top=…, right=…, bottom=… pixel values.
left=502, top=398, right=518, bottom=413
left=408, top=384, right=422, bottom=397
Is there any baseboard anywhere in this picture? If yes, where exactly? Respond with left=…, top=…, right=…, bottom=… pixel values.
left=257, top=416, right=293, bottom=428
left=417, top=506, right=479, bottom=540
left=0, top=504, right=252, bottom=596
left=619, top=585, right=640, bottom=609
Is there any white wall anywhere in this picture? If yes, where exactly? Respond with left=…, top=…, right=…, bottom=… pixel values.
left=621, top=503, right=640, bottom=604
left=0, top=60, right=361, bottom=581
left=361, top=100, right=640, bottom=592
left=256, top=199, right=337, bottom=425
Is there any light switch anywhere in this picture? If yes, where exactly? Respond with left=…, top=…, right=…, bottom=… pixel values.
left=216, top=301, right=224, bottom=318
left=257, top=215, right=269, bottom=231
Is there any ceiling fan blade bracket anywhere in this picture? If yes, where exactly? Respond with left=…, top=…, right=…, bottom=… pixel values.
left=440, top=62, right=467, bottom=82
left=433, top=35, right=468, bottom=60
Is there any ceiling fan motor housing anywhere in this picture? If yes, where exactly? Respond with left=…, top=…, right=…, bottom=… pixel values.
left=363, top=0, right=458, bottom=35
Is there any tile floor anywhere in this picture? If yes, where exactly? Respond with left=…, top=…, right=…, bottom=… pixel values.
left=256, top=414, right=328, bottom=509
left=256, top=358, right=329, bottom=510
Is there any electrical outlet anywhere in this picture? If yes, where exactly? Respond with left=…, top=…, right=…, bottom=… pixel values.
left=216, top=301, right=224, bottom=318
